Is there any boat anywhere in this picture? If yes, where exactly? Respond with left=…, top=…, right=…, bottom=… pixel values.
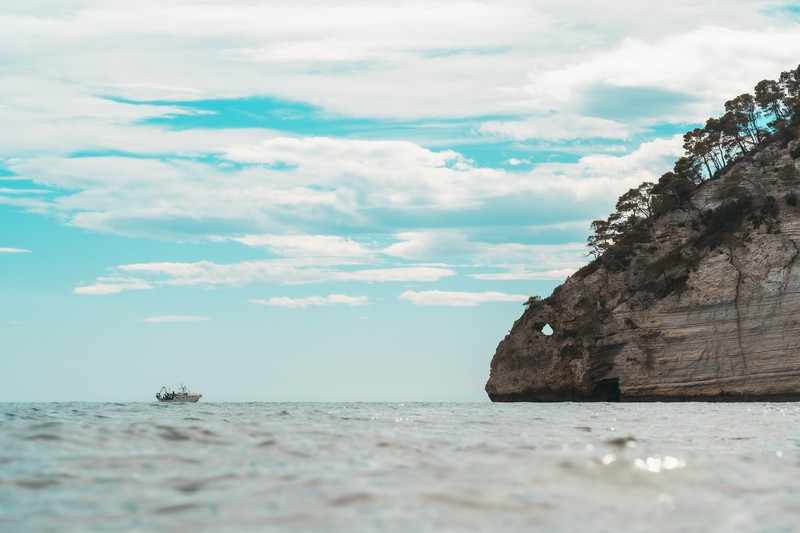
left=155, top=384, right=202, bottom=403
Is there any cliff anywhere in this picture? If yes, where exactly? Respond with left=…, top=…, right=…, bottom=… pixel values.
left=486, top=136, right=800, bottom=401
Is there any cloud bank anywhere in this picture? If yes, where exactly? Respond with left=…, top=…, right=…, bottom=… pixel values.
left=2, top=0, right=797, bottom=303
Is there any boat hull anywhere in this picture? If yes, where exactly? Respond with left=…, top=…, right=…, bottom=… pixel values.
left=155, top=384, right=202, bottom=403
left=157, top=395, right=202, bottom=403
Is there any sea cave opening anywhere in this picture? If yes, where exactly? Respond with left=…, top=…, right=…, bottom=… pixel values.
left=592, top=378, right=621, bottom=402
left=541, top=323, right=553, bottom=336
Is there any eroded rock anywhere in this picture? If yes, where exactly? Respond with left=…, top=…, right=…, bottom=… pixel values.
left=486, top=139, right=800, bottom=402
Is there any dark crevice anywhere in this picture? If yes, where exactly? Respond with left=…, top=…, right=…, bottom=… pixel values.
left=591, top=378, right=621, bottom=402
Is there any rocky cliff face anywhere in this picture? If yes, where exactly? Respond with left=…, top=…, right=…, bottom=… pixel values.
left=486, top=138, right=800, bottom=401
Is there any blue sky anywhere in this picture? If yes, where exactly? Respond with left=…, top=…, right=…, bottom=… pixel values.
left=2, top=1, right=800, bottom=401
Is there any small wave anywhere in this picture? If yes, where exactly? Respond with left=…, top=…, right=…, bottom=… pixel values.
left=328, top=492, right=371, bottom=506
left=2, top=402, right=797, bottom=532
left=15, top=478, right=59, bottom=489
left=24, top=434, right=61, bottom=441
left=156, top=426, right=191, bottom=442
left=153, top=503, right=203, bottom=515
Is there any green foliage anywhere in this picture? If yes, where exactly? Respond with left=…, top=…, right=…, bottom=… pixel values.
left=585, top=183, right=655, bottom=261
left=573, top=260, right=600, bottom=280
left=673, top=156, right=703, bottom=185
left=724, top=93, right=762, bottom=147
left=640, top=249, right=700, bottom=297
left=780, top=66, right=800, bottom=116
left=693, top=198, right=753, bottom=250
left=586, top=218, right=614, bottom=258
left=749, top=195, right=780, bottom=233
left=755, top=78, right=787, bottom=126
left=523, top=295, right=542, bottom=309
left=650, top=172, right=694, bottom=216
left=643, top=249, right=701, bottom=277
left=583, top=64, right=800, bottom=267
left=616, top=182, right=654, bottom=219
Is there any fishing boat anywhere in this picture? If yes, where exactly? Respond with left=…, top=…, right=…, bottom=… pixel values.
left=155, top=384, right=202, bottom=403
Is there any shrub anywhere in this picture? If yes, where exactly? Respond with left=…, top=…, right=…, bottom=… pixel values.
left=694, top=198, right=753, bottom=250
left=523, top=296, right=543, bottom=309
left=573, top=260, right=600, bottom=280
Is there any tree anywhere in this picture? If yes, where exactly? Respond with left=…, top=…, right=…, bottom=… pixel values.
left=703, top=117, right=730, bottom=171
left=650, top=172, right=693, bottom=215
left=616, top=182, right=654, bottom=220
left=754, top=78, right=787, bottom=125
left=779, top=65, right=800, bottom=117
left=583, top=65, right=798, bottom=267
left=586, top=218, right=614, bottom=258
left=683, top=128, right=716, bottom=178
left=719, top=112, right=749, bottom=155
left=673, top=156, right=703, bottom=186
left=724, top=93, right=761, bottom=147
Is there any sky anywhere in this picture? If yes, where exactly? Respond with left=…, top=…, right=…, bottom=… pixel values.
left=2, top=1, right=800, bottom=402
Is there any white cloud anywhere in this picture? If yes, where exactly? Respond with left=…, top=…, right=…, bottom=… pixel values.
left=519, top=136, right=684, bottom=203
left=249, top=294, right=369, bottom=308
left=223, top=136, right=508, bottom=210
left=2, top=3, right=795, bottom=245
left=520, top=26, right=800, bottom=124
left=385, top=231, right=590, bottom=269
left=0, top=1, right=545, bottom=119
left=9, top=138, right=512, bottom=238
left=0, top=188, right=52, bottom=195
left=384, top=231, right=473, bottom=261
left=12, top=133, right=681, bottom=271
left=74, top=277, right=154, bottom=295
left=229, top=234, right=374, bottom=259
left=141, top=315, right=210, bottom=323
left=75, top=259, right=456, bottom=294
left=399, top=290, right=528, bottom=307
left=0, top=1, right=792, bottom=165
left=5, top=0, right=800, bottom=303
left=481, top=114, right=635, bottom=141
left=0, top=247, right=31, bottom=253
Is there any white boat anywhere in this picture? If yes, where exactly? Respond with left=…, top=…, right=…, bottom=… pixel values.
left=155, top=384, right=202, bottom=403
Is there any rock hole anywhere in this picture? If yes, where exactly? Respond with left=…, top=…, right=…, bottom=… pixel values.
left=541, top=323, right=553, bottom=336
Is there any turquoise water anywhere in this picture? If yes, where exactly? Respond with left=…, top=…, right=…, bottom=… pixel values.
left=2, top=402, right=799, bottom=531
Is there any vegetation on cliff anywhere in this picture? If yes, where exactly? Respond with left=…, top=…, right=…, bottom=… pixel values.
left=585, top=65, right=800, bottom=269
left=488, top=64, right=800, bottom=402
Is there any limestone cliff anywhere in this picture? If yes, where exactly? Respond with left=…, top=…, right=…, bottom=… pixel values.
left=486, top=137, right=800, bottom=401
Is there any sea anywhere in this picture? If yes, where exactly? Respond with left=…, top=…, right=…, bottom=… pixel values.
left=2, top=402, right=799, bottom=532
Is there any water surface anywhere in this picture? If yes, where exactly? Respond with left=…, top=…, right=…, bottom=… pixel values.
left=2, top=402, right=798, bottom=531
